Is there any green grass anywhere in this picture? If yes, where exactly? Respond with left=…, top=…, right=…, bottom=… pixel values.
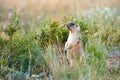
left=0, top=7, right=120, bottom=80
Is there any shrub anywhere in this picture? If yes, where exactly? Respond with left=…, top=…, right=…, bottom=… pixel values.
left=38, top=20, right=68, bottom=47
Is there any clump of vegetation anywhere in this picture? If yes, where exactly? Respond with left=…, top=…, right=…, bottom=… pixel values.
left=38, top=20, right=68, bottom=47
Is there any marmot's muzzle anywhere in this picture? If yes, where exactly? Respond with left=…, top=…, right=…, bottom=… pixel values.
left=66, top=22, right=75, bottom=31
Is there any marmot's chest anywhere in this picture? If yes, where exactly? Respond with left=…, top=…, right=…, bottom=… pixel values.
left=67, top=33, right=80, bottom=43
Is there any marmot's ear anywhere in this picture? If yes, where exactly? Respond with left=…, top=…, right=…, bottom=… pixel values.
left=77, top=25, right=80, bottom=31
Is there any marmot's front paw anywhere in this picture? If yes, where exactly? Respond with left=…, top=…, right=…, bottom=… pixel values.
left=64, top=47, right=67, bottom=52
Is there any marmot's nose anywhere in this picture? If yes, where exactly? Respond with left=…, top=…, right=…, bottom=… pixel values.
left=66, top=24, right=69, bottom=27
left=67, top=24, right=69, bottom=27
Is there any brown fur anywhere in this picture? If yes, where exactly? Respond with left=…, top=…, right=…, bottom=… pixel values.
left=64, top=22, right=84, bottom=67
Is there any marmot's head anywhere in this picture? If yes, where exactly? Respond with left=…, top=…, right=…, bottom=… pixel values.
left=66, top=22, right=80, bottom=33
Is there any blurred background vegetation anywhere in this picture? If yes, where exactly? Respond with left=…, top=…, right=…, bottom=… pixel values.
left=0, top=0, right=120, bottom=80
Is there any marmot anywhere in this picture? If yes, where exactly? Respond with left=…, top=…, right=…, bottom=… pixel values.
left=64, top=22, right=84, bottom=67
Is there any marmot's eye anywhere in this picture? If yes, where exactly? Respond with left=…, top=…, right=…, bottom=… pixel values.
left=70, top=23, right=75, bottom=26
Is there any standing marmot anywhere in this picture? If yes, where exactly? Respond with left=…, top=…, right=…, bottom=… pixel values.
left=64, top=22, right=84, bottom=67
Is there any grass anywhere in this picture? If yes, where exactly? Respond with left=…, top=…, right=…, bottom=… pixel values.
left=0, top=7, right=120, bottom=80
